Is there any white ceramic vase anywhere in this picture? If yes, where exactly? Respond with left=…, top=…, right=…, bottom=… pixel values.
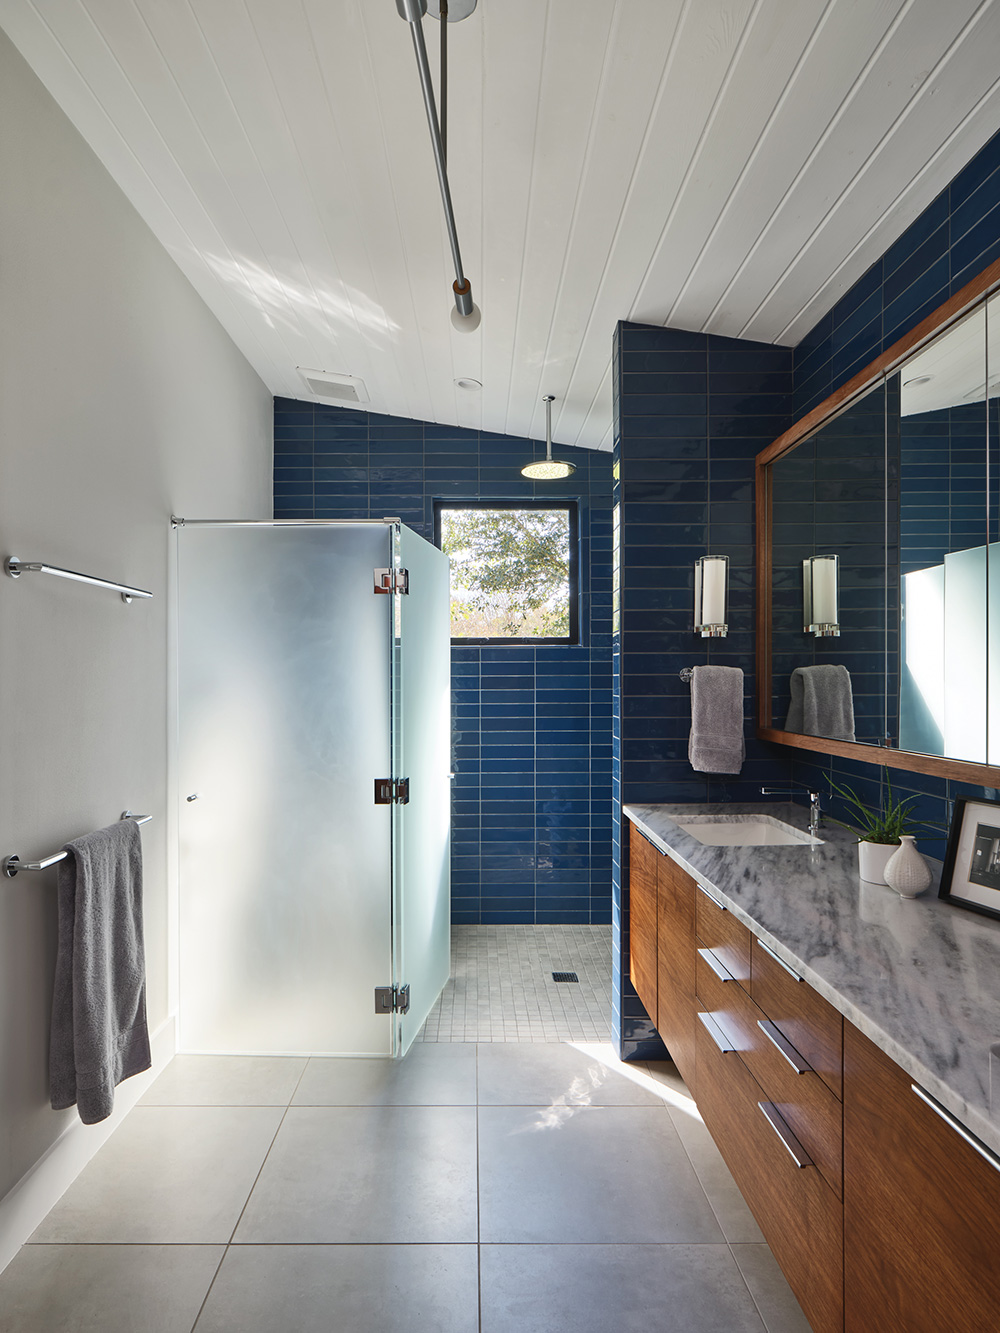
left=858, top=840, right=899, bottom=885
left=883, top=835, right=933, bottom=898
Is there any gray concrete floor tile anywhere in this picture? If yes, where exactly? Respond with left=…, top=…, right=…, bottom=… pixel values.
left=480, top=1243, right=767, bottom=1333
left=139, top=1054, right=306, bottom=1106
left=477, top=1041, right=665, bottom=1106
left=233, top=1105, right=478, bottom=1244
left=667, top=1103, right=767, bottom=1243
left=196, top=1244, right=479, bottom=1332
left=293, top=1043, right=477, bottom=1105
left=30, top=1107, right=284, bottom=1244
left=479, top=1104, right=725, bottom=1244
left=731, top=1243, right=814, bottom=1333
left=0, top=1244, right=223, bottom=1332
left=3, top=927, right=808, bottom=1331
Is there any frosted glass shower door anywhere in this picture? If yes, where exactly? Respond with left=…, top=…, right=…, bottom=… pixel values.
left=393, top=525, right=452, bottom=1053
left=176, top=523, right=394, bottom=1056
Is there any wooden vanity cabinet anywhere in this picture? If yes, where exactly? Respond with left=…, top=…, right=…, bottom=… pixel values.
left=628, top=824, right=659, bottom=1025
left=696, top=1013, right=844, bottom=1333
left=655, top=848, right=697, bottom=1093
left=694, top=898, right=844, bottom=1333
left=843, top=1024, right=1000, bottom=1333
left=625, top=816, right=1000, bottom=1333
left=627, top=822, right=698, bottom=1091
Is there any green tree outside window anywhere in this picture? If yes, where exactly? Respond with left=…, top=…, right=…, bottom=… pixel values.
left=439, top=507, right=572, bottom=639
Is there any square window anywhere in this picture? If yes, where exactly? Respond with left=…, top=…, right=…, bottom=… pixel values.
left=434, top=501, right=579, bottom=644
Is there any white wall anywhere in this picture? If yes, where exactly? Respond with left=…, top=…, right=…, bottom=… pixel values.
left=0, top=27, right=272, bottom=1206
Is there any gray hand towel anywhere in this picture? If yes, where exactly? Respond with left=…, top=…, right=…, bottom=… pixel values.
left=784, top=664, right=855, bottom=741
left=50, top=819, right=151, bottom=1124
left=688, top=665, right=745, bottom=774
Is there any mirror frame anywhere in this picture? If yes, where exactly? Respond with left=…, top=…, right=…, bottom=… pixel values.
left=756, top=254, right=1000, bottom=786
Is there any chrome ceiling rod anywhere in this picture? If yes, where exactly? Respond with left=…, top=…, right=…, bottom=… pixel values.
left=395, top=0, right=479, bottom=326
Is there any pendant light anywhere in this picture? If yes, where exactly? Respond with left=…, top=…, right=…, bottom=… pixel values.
left=521, top=396, right=576, bottom=480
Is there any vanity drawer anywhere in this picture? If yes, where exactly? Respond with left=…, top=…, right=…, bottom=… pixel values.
left=751, top=934, right=844, bottom=1101
left=696, top=1014, right=844, bottom=1333
left=695, top=884, right=751, bottom=988
left=696, top=948, right=843, bottom=1199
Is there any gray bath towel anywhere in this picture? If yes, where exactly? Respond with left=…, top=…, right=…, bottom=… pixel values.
left=784, top=664, right=855, bottom=741
left=50, top=819, right=150, bottom=1124
left=688, top=665, right=745, bottom=774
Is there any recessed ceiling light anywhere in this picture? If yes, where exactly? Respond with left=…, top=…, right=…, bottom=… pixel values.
left=454, top=377, right=482, bottom=391
left=903, top=375, right=933, bottom=386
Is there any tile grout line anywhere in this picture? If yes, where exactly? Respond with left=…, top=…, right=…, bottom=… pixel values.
left=189, top=1074, right=303, bottom=1331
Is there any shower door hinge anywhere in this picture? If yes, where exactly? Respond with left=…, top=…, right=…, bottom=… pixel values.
left=374, top=777, right=410, bottom=805
left=374, top=567, right=409, bottom=594
left=374, top=983, right=410, bottom=1015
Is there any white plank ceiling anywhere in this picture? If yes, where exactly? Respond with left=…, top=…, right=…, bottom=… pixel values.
left=2, top=0, right=1000, bottom=450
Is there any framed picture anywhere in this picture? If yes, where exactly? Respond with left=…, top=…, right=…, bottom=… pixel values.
left=939, top=797, right=1000, bottom=923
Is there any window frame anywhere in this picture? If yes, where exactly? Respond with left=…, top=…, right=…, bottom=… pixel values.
left=433, top=499, right=580, bottom=646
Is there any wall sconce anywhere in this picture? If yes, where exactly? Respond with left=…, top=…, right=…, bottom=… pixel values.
left=803, top=555, right=840, bottom=636
left=694, top=555, right=728, bottom=637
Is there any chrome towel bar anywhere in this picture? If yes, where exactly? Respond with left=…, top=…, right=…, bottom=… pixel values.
left=5, top=556, right=152, bottom=603
left=5, top=812, right=152, bottom=878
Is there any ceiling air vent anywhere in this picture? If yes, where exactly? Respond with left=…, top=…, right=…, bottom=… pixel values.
left=298, top=367, right=369, bottom=404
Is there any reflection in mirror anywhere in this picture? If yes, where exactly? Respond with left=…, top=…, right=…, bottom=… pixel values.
left=769, top=378, right=896, bottom=744
left=898, top=303, right=992, bottom=764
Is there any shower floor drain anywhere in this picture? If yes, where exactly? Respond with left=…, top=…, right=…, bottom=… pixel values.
left=552, top=971, right=579, bottom=983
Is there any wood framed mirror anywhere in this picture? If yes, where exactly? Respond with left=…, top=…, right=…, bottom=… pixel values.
left=756, top=255, right=1000, bottom=786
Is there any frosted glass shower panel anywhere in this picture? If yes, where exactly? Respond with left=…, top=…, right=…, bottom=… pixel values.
left=177, top=524, right=393, bottom=1055
left=393, top=525, right=452, bottom=1054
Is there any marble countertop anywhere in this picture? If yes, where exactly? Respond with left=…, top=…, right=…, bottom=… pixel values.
left=623, top=800, right=1000, bottom=1158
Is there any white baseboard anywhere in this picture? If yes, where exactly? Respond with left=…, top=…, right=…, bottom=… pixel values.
left=0, top=1014, right=176, bottom=1276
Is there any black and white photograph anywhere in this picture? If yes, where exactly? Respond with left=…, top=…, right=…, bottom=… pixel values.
left=940, top=800, right=1000, bottom=923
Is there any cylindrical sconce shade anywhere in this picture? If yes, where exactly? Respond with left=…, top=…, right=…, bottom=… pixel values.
left=803, top=555, right=840, bottom=636
left=694, top=555, right=728, bottom=637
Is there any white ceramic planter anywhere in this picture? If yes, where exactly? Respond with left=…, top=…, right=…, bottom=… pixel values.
left=858, top=840, right=899, bottom=885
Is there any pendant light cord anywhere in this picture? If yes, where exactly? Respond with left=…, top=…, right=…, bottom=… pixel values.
left=440, top=0, right=448, bottom=166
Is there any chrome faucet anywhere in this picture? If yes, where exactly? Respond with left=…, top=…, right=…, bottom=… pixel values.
left=760, top=784, right=822, bottom=837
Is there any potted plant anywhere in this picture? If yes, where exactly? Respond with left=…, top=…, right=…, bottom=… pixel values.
left=827, top=771, right=929, bottom=884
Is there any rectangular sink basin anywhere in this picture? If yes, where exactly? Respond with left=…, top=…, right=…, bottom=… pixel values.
left=672, top=815, right=822, bottom=847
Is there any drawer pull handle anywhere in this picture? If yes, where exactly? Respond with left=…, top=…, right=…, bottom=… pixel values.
left=698, top=1010, right=736, bottom=1054
left=698, top=947, right=734, bottom=984
left=758, top=1101, right=813, bottom=1169
left=756, top=938, right=802, bottom=982
left=698, top=884, right=727, bottom=911
left=911, top=1084, right=1000, bottom=1177
left=757, top=1019, right=812, bottom=1075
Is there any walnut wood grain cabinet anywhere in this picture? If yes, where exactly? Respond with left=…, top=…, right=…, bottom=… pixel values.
left=627, top=821, right=697, bottom=1092
left=844, top=1023, right=1000, bottom=1333
left=696, top=1013, right=844, bottom=1333
left=655, top=847, right=697, bottom=1094
left=628, top=823, right=659, bottom=1026
left=695, top=906, right=844, bottom=1333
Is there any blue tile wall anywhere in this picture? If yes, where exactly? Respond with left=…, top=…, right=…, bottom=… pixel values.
left=795, top=129, right=1000, bottom=417
left=273, top=398, right=614, bottom=926
left=611, top=326, right=796, bottom=1061
left=900, top=400, right=1000, bottom=574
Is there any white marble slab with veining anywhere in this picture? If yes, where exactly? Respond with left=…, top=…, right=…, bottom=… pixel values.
left=623, top=800, right=1000, bottom=1159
